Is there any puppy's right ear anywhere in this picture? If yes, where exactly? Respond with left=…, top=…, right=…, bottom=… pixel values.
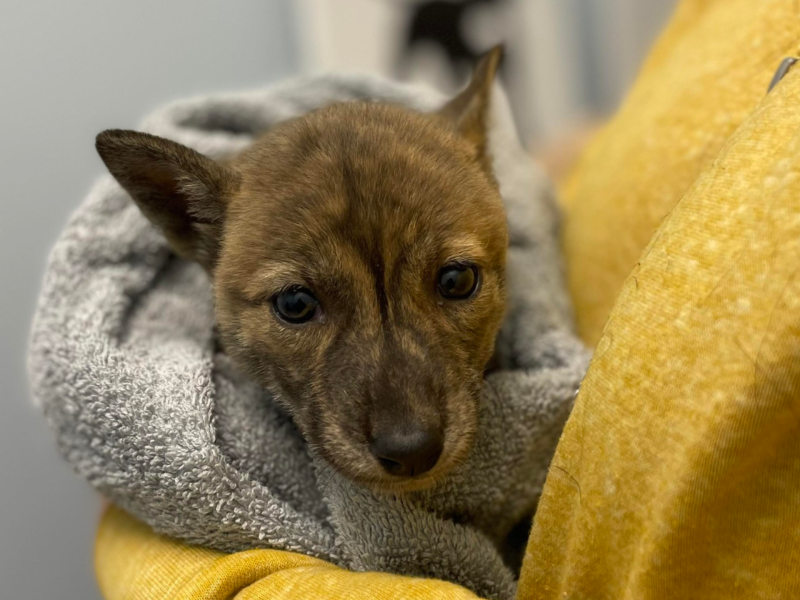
left=437, top=45, right=503, bottom=173
left=96, top=129, right=240, bottom=272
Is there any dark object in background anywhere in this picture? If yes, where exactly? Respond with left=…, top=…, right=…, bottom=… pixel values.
left=400, top=0, right=507, bottom=82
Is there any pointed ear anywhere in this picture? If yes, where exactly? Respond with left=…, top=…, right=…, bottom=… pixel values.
left=96, top=129, right=240, bottom=272
left=437, top=45, right=503, bottom=167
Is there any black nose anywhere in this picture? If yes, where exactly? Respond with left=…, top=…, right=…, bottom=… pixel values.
left=370, top=426, right=444, bottom=477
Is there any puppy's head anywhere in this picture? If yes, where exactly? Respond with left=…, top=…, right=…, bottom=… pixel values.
left=96, top=48, right=508, bottom=492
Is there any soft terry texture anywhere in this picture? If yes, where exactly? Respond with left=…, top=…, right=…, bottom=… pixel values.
left=29, top=75, right=588, bottom=600
left=520, top=0, right=800, bottom=598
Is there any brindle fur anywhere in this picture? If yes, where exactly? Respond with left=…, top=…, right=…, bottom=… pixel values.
left=96, top=48, right=508, bottom=492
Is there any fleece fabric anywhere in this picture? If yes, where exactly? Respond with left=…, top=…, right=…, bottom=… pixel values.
left=29, top=74, right=588, bottom=600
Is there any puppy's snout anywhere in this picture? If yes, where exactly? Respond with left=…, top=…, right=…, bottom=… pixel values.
left=370, top=425, right=443, bottom=478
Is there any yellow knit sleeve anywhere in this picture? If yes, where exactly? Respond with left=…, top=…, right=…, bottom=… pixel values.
left=95, top=506, right=480, bottom=600
left=520, top=1, right=800, bottom=597
left=562, top=0, right=800, bottom=345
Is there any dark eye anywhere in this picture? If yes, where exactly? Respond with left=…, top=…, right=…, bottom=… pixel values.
left=437, top=263, right=479, bottom=299
left=273, top=287, right=319, bottom=324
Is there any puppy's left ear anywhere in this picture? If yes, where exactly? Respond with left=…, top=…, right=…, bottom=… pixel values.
left=437, top=45, right=503, bottom=170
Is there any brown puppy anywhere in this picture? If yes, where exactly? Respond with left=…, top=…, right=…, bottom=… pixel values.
left=96, top=48, right=508, bottom=493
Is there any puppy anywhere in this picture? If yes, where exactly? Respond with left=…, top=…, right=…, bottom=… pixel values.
left=96, top=47, right=508, bottom=493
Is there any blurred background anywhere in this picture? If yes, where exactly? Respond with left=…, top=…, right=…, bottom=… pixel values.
left=0, top=1, right=675, bottom=598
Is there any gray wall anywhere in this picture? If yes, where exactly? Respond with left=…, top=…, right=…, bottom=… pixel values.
left=0, top=2, right=298, bottom=598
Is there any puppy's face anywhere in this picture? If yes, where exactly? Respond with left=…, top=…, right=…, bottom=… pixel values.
left=216, top=101, right=507, bottom=490
left=97, top=49, right=508, bottom=492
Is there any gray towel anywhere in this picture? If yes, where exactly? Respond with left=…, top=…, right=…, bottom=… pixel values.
left=28, top=74, right=589, bottom=600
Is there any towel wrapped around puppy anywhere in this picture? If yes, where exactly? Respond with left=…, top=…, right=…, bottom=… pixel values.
left=28, top=74, right=589, bottom=600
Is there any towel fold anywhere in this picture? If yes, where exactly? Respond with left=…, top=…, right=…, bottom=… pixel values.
left=28, top=74, right=588, bottom=600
